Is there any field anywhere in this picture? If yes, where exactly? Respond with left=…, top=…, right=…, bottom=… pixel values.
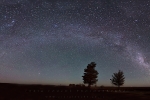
left=0, top=83, right=150, bottom=100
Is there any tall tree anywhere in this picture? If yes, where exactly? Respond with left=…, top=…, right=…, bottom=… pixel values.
left=82, top=62, right=99, bottom=87
left=110, top=70, right=125, bottom=88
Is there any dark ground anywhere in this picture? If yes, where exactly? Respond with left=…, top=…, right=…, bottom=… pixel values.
left=0, top=83, right=150, bottom=100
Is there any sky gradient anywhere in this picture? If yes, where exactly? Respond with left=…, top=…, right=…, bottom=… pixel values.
left=0, top=0, right=150, bottom=86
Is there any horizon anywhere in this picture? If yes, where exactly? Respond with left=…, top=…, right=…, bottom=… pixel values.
left=1, top=82, right=150, bottom=87
left=0, top=0, right=150, bottom=87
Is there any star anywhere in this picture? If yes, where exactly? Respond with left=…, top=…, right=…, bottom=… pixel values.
left=0, top=0, right=150, bottom=86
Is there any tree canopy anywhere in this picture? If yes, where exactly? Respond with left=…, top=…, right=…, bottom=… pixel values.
left=82, top=62, right=99, bottom=87
left=110, top=70, right=125, bottom=87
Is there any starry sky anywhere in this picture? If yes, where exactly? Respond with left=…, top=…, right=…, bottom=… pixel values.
left=0, top=0, right=150, bottom=87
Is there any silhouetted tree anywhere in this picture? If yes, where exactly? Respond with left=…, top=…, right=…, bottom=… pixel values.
left=110, top=70, right=125, bottom=88
left=82, top=62, right=99, bottom=87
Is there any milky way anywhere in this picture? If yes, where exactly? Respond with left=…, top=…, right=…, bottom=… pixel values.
left=0, top=0, right=150, bottom=86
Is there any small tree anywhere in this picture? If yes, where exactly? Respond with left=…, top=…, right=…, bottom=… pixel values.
left=110, top=70, right=125, bottom=88
left=82, top=62, right=99, bottom=87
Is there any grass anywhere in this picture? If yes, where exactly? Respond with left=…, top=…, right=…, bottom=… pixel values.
left=0, top=83, right=150, bottom=100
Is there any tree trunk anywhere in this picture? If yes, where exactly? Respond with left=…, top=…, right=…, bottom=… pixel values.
left=118, top=85, right=120, bottom=91
left=88, top=84, right=91, bottom=88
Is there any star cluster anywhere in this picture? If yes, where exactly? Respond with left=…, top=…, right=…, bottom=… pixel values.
left=0, top=0, right=150, bottom=86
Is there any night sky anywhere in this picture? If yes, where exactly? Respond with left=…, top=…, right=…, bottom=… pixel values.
left=0, top=0, right=150, bottom=87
